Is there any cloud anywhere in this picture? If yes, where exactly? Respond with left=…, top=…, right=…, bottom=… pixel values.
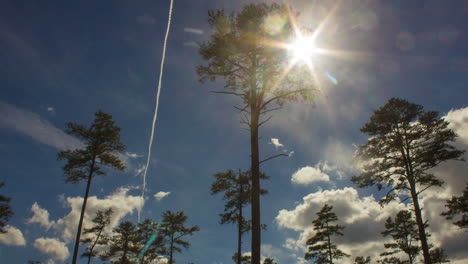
left=270, top=138, right=284, bottom=148
left=27, top=202, right=55, bottom=230
left=34, top=237, right=69, bottom=261
left=183, top=41, right=199, bottom=48
left=27, top=187, right=144, bottom=243
left=291, top=166, right=330, bottom=185
left=125, top=152, right=142, bottom=159
left=0, top=225, right=26, bottom=246
left=445, top=106, right=468, bottom=145
left=0, top=101, right=81, bottom=150
left=136, top=14, right=156, bottom=25
left=154, top=191, right=171, bottom=201
left=184, top=27, right=204, bottom=35
left=47, top=106, right=55, bottom=113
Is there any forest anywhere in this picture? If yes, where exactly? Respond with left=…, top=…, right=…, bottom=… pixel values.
left=0, top=1, right=467, bottom=264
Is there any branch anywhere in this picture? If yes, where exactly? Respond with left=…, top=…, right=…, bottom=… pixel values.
left=260, top=106, right=282, bottom=115
left=260, top=153, right=289, bottom=164
left=210, top=91, right=245, bottom=97
left=234, top=105, right=250, bottom=113
left=260, top=89, right=310, bottom=109
left=258, top=115, right=273, bottom=127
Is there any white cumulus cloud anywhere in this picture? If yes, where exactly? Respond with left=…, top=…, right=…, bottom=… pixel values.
left=27, top=202, right=55, bottom=230
left=291, top=166, right=330, bottom=185
left=34, top=237, right=69, bottom=261
left=0, top=225, right=26, bottom=246
left=270, top=138, right=284, bottom=148
left=154, top=191, right=171, bottom=201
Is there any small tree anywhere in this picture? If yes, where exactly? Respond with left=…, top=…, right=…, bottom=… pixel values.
left=355, top=256, right=371, bottom=264
left=101, top=221, right=140, bottom=264
left=211, top=169, right=268, bottom=264
left=352, top=98, right=465, bottom=264
left=305, top=204, right=349, bottom=264
left=81, top=208, right=113, bottom=264
left=430, top=248, right=450, bottom=264
left=160, top=211, right=199, bottom=264
left=0, top=182, right=13, bottom=233
left=197, top=4, right=316, bottom=264
left=136, top=219, right=167, bottom=264
left=58, top=110, right=126, bottom=264
left=263, top=257, right=276, bottom=264
left=381, top=210, right=421, bottom=264
left=441, top=183, right=468, bottom=229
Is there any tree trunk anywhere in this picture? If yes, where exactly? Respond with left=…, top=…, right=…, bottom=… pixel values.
left=169, top=234, right=174, bottom=264
left=238, top=169, right=243, bottom=264
left=71, top=158, right=96, bottom=264
left=409, top=182, right=432, bottom=264
left=250, top=107, right=261, bottom=264
left=326, top=223, right=333, bottom=264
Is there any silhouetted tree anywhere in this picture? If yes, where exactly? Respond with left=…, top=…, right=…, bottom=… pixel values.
left=263, top=257, right=276, bottom=264
left=442, top=183, right=468, bottom=229
left=305, top=204, right=349, bottom=264
left=232, top=253, right=251, bottom=264
left=352, top=98, right=465, bottom=264
left=430, top=248, right=450, bottom=264
left=161, top=211, right=199, bottom=264
left=355, top=256, right=371, bottom=264
left=58, top=110, right=126, bottom=264
left=81, top=208, right=113, bottom=264
left=101, top=221, right=139, bottom=264
left=136, top=219, right=167, bottom=264
left=211, top=169, right=268, bottom=264
left=380, top=210, right=421, bottom=264
left=197, top=4, right=316, bottom=264
left=0, top=182, right=13, bottom=233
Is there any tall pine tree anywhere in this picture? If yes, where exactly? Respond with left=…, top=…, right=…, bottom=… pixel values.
left=305, top=204, right=349, bottom=264
left=101, top=221, right=140, bottom=264
left=81, top=208, right=114, bottom=264
left=58, top=110, right=126, bottom=264
left=197, top=4, right=316, bottom=263
left=352, top=98, right=464, bottom=264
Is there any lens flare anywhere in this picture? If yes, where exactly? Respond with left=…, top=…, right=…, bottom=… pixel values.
left=288, top=35, right=317, bottom=62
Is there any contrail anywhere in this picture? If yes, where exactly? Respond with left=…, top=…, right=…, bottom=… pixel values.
left=139, top=0, right=174, bottom=222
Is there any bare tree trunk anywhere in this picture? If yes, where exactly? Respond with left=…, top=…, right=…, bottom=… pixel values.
left=238, top=169, right=243, bottom=264
left=326, top=222, right=333, bottom=264
left=250, top=108, right=261, bottom=264
left=71, top=158, right=96, bottom=264
left=169, top=234, right=174, bottom=264
left=409, top=183, right=432, bottom=264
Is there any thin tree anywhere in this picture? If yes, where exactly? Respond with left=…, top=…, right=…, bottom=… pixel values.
left=263, top=257, right=276, bottom=264
left=380, top=210, right=421, bottom=264
left=197, top=4, right=316, bottom=263
left=0, top=182, right=13, bottom=233
left=441, top=183, right=468, bottom=229
left=101, top=220, right=140, bottom=264
left=136, top=219, right=167, bottom=264
left=305, top=204, right=349, bottom=264
left=352, top=98, right=465, bottom=264
left=58, top=110, right=126, bottom=264
left=160, top=210, right=199, bottom=264
left=211, top=169, right=269, bottom=264
left=81, top=208, right=114, bottom=264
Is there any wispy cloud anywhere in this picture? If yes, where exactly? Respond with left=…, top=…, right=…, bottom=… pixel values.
left=136, top=14, right=156, bottom=25
left=0, top=101, right=81, bottom=150
left=184, top=27, right=203, bottom=35
left=125, top=152, right=142, bottom=159
left=154, top=191, right=171, bottom=201
left=270, top=138, right=284, bottom=148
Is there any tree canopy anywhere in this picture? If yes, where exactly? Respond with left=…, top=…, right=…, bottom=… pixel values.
left=0, top=182, right=13, bottom=234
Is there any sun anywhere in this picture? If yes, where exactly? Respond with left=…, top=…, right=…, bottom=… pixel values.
left=288, top=35, right=317, bottom=63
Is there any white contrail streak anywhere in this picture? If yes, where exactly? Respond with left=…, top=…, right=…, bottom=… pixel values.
left=139, top=0, right=174, bottom=222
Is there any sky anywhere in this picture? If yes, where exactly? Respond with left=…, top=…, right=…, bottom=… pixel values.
left=0, top=0, right=468, bottom=263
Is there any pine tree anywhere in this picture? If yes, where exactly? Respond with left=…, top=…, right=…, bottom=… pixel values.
left=135, top=219, right=167, bottom=264
left=0, top=182, right=13, bottom=233
left=305, top=204, right=349, bottom=264
left=80, top=208, right=113, bottom=264
left=160, top=211, right=199, bottom=264
left=441, top=183, right=468, bottom=229
left=101, top=221, right=140, bottom=264
left=430, top=248, right=450, bottom=264
left=211, top=169, right=268, bottom=264
left=197, top=4, right=316, bottom=264
left=58, top=110, right=126, bottom=264
left=352, top=98, right=465, bottom=264
left=380, top=210, right=421, bottom=264
left=263, top=257, right=276, bottom=264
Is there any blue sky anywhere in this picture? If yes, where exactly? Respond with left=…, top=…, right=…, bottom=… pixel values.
left=1, top=0, right=468, bottom=263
